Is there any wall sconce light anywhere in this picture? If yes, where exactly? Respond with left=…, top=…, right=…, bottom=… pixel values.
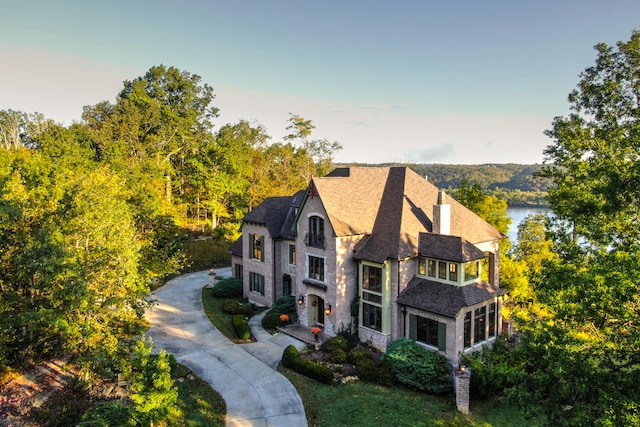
left=297, top=295, right=304, bottom=305
left=459, top=365, right=466, bottom=373
left=325, top=304, right=332, bottom=315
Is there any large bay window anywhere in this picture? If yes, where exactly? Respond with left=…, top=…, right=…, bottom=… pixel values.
left=463, top=302, right=498, bottom=349
left=418, top=257, right=464, bottom=284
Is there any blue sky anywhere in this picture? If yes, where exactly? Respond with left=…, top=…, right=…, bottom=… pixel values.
left=1, top=1, right=639, bottom=164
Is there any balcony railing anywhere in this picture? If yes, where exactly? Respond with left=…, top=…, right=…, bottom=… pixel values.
left=305, top=233, right=326, bottom=249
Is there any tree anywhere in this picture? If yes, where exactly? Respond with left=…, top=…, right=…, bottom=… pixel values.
left=82, top=65, right=218, bottom=205
left=539, top=30, right=640, bottom=249
left=513, top=214, right=555, bottom=277
left=455, top=179, right=511, bottom=235
left=284, top=114, right=342, bottom=181
left=512, top=32, right=640, bottom=425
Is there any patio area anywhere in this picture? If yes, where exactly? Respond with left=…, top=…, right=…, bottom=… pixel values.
left=278, top=323, right=328, bottom=346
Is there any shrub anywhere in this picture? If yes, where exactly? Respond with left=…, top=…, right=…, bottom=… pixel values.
left=282, top=345, right=299, bottom=368
left=78, top=402, right=133, bottom=427
left=294, top=358, right=334, bottom=384
left=460, top=335, right=520, bottom=399
left=211, top=277, right=243, bottom=298
left=262, top=295, right=297, bottom=330
left=232, top=315, right=251, bottom=341
left=281, top=344, right=333, bottom=384
left=383, top=338, right=452, bottom=394
left=261, top=310, right=283, bottom=330
left=222, top=300, right=254, bottom=316
left=271, top=295, right=296, bottom=316
left=322, top=336, right=349, bottom=363
left=337, top=328, right=361, bottom=351
left=348, top=345, right=395, bottom=385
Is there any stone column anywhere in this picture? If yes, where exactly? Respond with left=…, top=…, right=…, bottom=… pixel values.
left=455, top=367, right=471, bottom=415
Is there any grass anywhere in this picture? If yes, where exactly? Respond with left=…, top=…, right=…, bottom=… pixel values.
left=280, top=367, right=541, bottom=427
left=201, top=285, right=265, bottom=341
left=167, top=363, right=226, bottom=427
left=201, top=284, right=540, bottom=427
left=201, top=286, right=238, bottom=340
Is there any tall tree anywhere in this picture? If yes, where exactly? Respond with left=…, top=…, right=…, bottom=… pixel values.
left=513, top=31, right=640, bottom=426
left=455, top=179, right=511, bottom=235
left=284, top=113, right=342, bottom=181
left=539, top=30, right=640, bottom=249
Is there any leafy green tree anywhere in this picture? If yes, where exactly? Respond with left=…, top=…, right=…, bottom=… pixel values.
left=539, top=31, right=640, bottom=249
left=513, top=32, right=640, bottom=426
left=284, top=113, right=342, bottom=181
left=455, top=179, right=511, bottom=235
left=126, top=338, right=178, bottom=426
left=514, top=214, right=555, bottom=277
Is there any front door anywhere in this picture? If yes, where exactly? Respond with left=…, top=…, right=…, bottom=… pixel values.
left=309, top=295, right=325, bottom=325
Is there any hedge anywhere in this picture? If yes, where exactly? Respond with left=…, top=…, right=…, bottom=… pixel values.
left=383, top=338, right=451, bottom=394
left=281, top=344, right=333, bottom=384
left=211, top=277, right=243, bottom=298
left=221, top=300, right=254, bottom=316
left=232, top=314, right=251, bottom=341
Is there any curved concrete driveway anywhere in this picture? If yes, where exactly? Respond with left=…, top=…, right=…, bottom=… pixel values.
left=145, top=270, right=307, bottom=427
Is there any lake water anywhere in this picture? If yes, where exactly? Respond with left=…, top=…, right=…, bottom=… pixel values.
left=506, top=207, right=553, bottom=243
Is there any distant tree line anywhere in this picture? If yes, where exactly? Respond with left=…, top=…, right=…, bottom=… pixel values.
left=348, top=162, right=551, bottom=207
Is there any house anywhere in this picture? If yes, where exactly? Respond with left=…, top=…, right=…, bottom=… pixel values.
left=230, top=166, right=505, bottom=362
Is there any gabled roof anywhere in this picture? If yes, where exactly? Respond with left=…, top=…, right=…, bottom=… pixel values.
left=243, top=190, right=305, bottom=239
left=309, top=166, right=502, bottom=263
left=418, top=233, right=487, bottom=263
left=396, top=277, right=505, bottom=318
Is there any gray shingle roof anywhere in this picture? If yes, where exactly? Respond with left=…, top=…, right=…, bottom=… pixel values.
left=243, top=190, right=305, bottom=239
left=396, top=277, right=505, bottom=318
left=310, top=166, right=502, bottom=263
left=418, top=233, right=487, bottom=262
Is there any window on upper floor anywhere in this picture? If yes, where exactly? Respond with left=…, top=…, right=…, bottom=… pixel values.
left=361, top=263, right=384, bottom=332
left=418, top=258, right=426, bottom=275
left=418, top=257, right=461, bottom=284
left=288, top=244, right=296, bottom=265
left=362, top=265, right=382, bottom=293
left=308, top=255, right=325, bottom=282
left=308, top=216, right=325, bottom=248
left=250, top=234, right=264, bottom=261
left=463, top=261, right=480, bottom=282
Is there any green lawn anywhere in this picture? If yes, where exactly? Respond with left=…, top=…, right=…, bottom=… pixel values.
left=167, top=363, right=226, bottom=427
left=280, top=367, right=540, bottom=427
left=201, top=287, right=237, bottom=339
left=201, top=285, right=539, bottom=427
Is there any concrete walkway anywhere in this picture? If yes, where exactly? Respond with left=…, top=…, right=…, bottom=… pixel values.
left=145, top=269, right=308, bottom=427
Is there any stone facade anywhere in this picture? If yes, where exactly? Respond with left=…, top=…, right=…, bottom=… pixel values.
left=231, top=167, right=505, bottom=363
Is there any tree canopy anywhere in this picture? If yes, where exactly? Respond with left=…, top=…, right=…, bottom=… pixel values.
left=512, top=31, right=640, bottom=425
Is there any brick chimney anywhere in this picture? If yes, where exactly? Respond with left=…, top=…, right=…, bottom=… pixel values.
left=433, top=189, right=450, bottom=235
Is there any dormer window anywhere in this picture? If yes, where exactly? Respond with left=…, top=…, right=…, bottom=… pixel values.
left=463, top=261, right=480, bottom=282
left=308, top=216, right=325, bottom=248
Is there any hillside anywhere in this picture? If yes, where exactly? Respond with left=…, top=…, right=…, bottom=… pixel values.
left=338, top=163, right=551, bottom=207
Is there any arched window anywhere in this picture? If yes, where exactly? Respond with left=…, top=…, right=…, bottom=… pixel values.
left=308, top=216, right=325, bottom=248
